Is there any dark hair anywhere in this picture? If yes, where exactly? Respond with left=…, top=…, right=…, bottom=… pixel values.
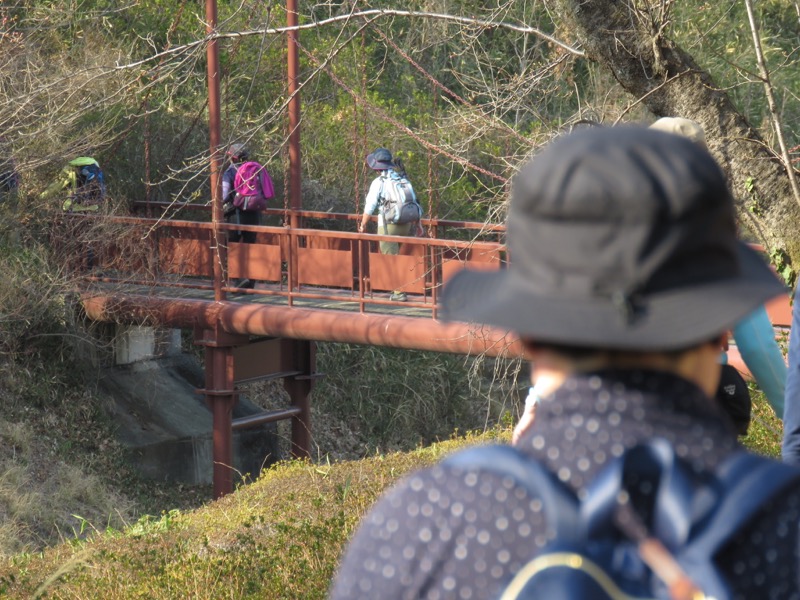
left=524, top=336, right=724, bottom=363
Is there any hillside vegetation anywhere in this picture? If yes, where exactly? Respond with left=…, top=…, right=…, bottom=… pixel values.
left=0, top=404, right=783, bottom=599
left=0, top=0, right=797, bottom=595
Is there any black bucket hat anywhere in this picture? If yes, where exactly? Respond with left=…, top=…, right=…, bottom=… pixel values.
left=441, top=126, right=786, bottom=351
left=366, top=147, right=396, bottom=170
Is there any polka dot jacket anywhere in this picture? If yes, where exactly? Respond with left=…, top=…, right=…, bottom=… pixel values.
left=329, top=369, right=800, bottom=600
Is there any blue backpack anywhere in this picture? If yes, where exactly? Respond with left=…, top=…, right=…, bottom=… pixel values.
left=75, top=163, right=106, bottom=202
left=443, top=439, right=800, bottom=600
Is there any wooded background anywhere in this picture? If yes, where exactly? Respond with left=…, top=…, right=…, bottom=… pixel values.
left=3, top=0, right=800, bottom=279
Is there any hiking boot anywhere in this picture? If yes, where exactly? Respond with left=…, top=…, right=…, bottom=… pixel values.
left=237, top=278, right=255, bottom=289
left=390, top=291, right=408, bottom=302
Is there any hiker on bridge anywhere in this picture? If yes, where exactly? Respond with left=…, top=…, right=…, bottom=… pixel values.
left=40, top=156, right=106, bottom=212
left=358, top=147, right=423, bottom=302
left=330, top=126, right=800, bottom=600
left=221, top=143, right=274, bottom=290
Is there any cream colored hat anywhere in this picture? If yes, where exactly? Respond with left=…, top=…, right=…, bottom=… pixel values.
left=649, top=117, right=707, bottom=149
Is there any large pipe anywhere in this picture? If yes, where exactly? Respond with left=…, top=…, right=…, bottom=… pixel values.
left=81, top=293, right=523, bottom=359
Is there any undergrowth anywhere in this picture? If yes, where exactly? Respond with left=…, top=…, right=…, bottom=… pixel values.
left=310, top=342, right=525, bottom=456
left=0, top=395, right=783, bottom=599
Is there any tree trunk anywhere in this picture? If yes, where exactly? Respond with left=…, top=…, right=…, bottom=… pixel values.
left=552, top=0, right=800, bottom=274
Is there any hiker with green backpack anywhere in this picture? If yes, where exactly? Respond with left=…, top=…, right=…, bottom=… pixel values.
left=358, top=147, right=423, bottom=302
left=41, top=156, right=106, bottom=212
left=330, top=126, right=800, bottom=600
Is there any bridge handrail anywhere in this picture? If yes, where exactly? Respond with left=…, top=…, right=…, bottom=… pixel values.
left=69, top=213, right=508, bottom=317
left=130, top=201, right=507, bottom=234
left=77, top=213, right=506, bottom=250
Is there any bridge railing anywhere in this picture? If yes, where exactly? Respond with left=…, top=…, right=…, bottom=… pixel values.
left=67, top=207, right=508, bottom=316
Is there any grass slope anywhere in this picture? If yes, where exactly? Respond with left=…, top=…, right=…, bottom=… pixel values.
left=0, top=390, right=783, bottom=600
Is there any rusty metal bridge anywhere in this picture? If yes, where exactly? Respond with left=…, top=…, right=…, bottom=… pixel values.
left=72, top=204, right=518, bottom=498
left=69, top=0, right=793, bottom=498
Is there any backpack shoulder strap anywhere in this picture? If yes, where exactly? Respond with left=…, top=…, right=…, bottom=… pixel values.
left=674, top=451, right=800, bottom=600
left=684, top=451, right=800, bottom=555
left=442, top=445, right=583, bottom=541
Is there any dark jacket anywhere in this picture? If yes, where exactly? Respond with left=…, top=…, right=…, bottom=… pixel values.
left=330, top=369, right=800, bottom=600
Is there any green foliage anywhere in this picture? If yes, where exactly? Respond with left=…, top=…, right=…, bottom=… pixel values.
left=1, top=2, right=799, bottom=595
left=0, top=243, right=69, bottom=359
left=742, top=386, right=783, bottom=458
left=769, top=247, right=796, bottom=288
left=745, top=176, right=764, bottom=216
left=670, top=0, right=800, bottom=148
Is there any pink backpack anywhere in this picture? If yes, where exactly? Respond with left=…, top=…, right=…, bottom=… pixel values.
left=233, top=161, right=275, bottom=211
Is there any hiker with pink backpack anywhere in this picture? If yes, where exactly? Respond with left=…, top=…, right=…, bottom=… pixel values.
left=221, top=143, right=275, bottom=289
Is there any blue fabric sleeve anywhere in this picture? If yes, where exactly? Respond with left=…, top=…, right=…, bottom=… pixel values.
left=783, top=286, right=800, bottom=464
left=363, top=175, right=384, bottom=216
left=733, top=305, right=786, bottom=417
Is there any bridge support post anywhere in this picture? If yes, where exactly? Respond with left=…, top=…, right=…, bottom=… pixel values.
left=196, top=327, right=249, bottom=498
left=283, top=339, right=316, bottom=459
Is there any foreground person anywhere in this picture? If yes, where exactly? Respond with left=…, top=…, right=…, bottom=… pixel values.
left=329, top=126, right=799, bottom=600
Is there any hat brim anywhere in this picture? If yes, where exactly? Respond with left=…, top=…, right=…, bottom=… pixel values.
left=441, top=242, right=787, bottom=351
left=366, top=156, right=396, bottom=170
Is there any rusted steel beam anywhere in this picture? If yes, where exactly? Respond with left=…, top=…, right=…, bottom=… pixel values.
left=205, top=0, right=225, bottom=303
left=204, top=343, right=236, bottom=498
left=232, top=407, right=302, bottom=430
left=287, top=0, right=301, bottom=229
left=80, top=293, right=523, bottom=359
left=284, top=339, right=314, bottom=458
left=130, top=202, right=508, bottom=232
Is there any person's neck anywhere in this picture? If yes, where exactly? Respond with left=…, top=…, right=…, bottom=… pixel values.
left=529, top=345, right=721, bottom=398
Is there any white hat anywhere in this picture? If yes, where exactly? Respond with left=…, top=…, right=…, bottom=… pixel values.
left=649, top=117, right=707, bottom=149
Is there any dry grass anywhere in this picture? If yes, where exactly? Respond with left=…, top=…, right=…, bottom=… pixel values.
left=0, top=416, right=133, bottom=556
left=0, top=389, right=784, bottom=599
left=0, top=431, right=505, bottom=599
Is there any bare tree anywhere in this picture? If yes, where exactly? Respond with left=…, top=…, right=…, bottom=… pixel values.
left=549, top=0, right=800, bottom=273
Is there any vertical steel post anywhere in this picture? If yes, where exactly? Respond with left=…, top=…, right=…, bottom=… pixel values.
left=206, top=0, right=225, bottom=302
left=206, top=343, right=236, bottom=498
left=287, top=0, right=301, bottom=231
left=144, top=109, right=152, bottom=216
left=284, top=339, right=314, bottom=458
left=204, top=0, right=233, bottom=498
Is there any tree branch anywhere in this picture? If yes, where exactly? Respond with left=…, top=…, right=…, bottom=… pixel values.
left=113, top=8, right=583, bottom=72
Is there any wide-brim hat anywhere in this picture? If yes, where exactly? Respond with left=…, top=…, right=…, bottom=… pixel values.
left=366, top=147, right=396, bottom=170
left=441, top=126, right=786, bottom=351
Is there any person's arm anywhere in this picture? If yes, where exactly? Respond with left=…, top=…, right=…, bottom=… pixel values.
left=358, top=177, right=382, bottom=232
left=512, top=371, right=565, bottom=445
left=733, top=305, right=787, bottom=417
left=221, top=169, right=233, bottom=203
left=40, top=168, right=73, bottom=200
left=512, top=388, right=539, bottom=445
left=329, top=463, right=545, bottom=600
left=783, top=287, right=800, bottom=464
left=357, top=215, right=368, bottom=232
